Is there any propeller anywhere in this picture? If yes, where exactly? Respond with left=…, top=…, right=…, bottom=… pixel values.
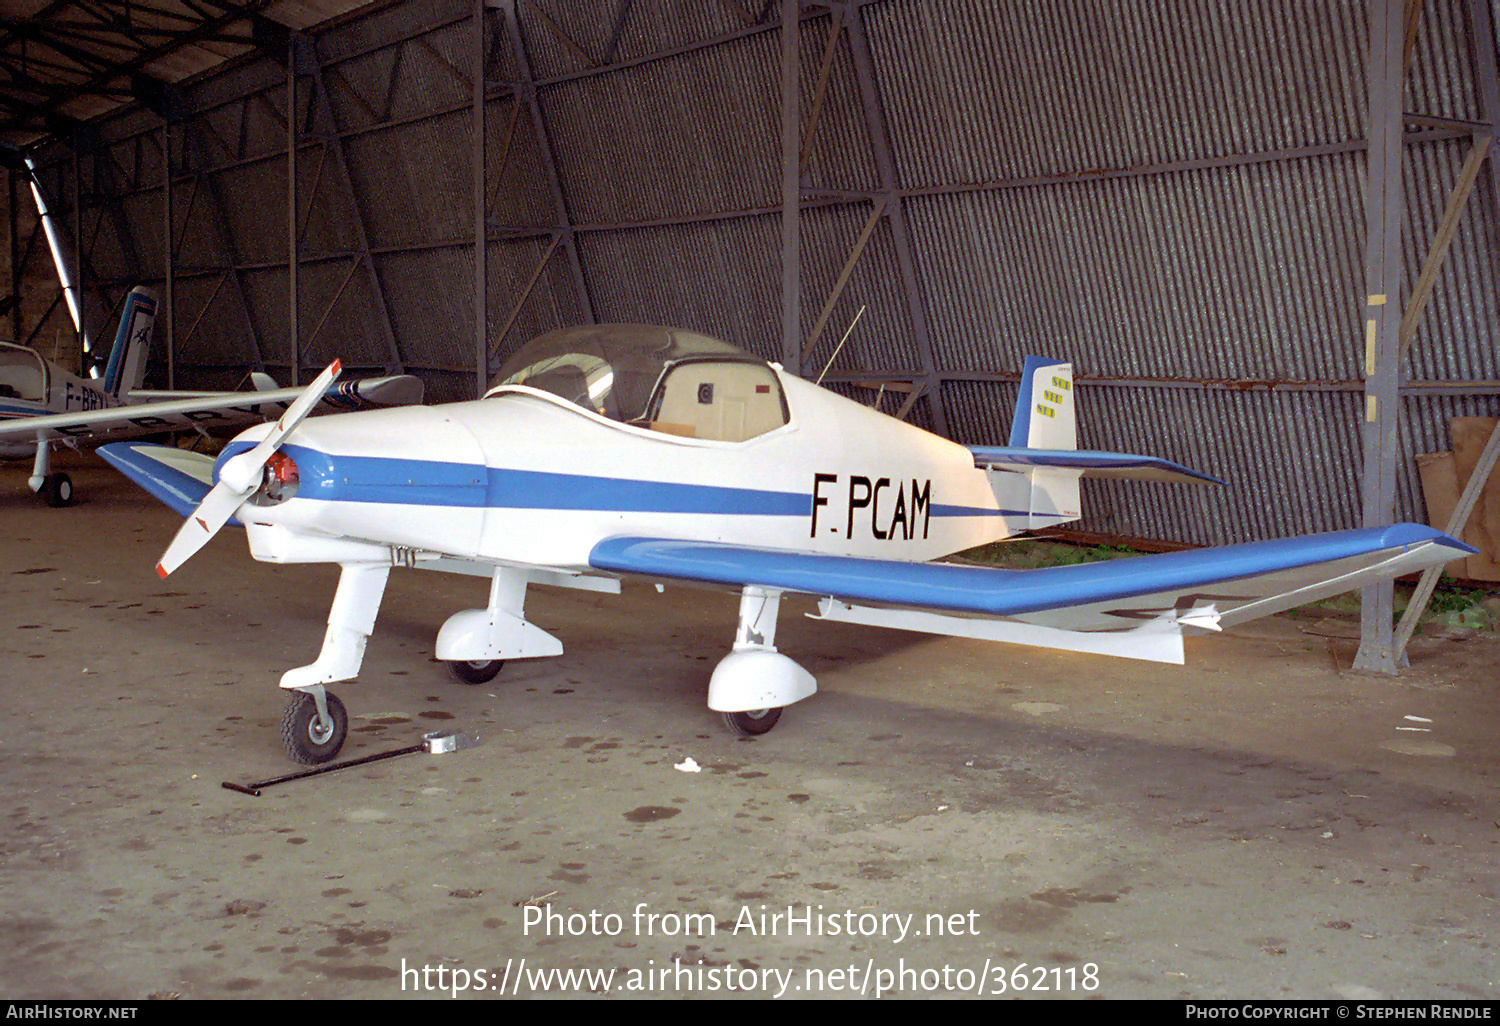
left=156, top=359, right=341, bottom=578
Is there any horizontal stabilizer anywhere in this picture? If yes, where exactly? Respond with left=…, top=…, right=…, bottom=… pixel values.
left=590, top=525, right=1474, bottom=633
left=968, top=446, right=1223, bottom=485
left=97, top=442, right=239, bottom=526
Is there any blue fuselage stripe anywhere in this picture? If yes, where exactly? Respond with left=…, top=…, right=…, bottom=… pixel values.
left=217, top=442, right=1015, bottom=518
left=487, top=467, right=808, bottom=515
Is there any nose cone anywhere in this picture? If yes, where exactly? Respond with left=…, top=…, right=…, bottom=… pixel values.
left=212, top=420, right=276, bottom=485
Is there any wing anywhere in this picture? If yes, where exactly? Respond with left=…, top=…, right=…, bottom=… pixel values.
left=0, top=375, right=424, bottom=446
left=96, top=441, right=236, bottom=524
left=590, top=525, right=1475, bottom=663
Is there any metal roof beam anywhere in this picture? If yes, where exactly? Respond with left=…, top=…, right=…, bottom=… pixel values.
left=0, top=0, right=281, bottom=144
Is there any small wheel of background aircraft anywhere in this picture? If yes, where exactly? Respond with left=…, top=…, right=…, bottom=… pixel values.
left=41, top=471, right=72, bottom=507
left=101, top=324, right=1475, bottom=765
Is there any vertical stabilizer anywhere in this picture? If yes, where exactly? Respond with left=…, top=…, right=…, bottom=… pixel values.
left=1005, top=356, right=1081, bottom=529
left=101, top=287, right=158, bottom=397
left=1008, top=355, right=1076, bottom=450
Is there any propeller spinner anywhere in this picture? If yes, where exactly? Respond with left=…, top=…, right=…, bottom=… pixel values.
left=156, top=359, right=342, bottom=578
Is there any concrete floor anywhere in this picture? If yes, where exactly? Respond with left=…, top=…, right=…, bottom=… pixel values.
left=3, top=451, right=1498, bottom=1000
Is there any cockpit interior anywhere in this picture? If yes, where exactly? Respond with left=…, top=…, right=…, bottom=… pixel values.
left=488, top=325, right=789, bottom=443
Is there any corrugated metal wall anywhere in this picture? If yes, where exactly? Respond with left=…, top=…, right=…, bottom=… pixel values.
left=23, top=0, right=1500, bottom=547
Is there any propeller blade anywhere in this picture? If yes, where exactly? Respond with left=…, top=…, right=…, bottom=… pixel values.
left=156, top=480, right=250, bottom=578
left=156, top=359, right=342, bottom=578
left=219, top=359, right=342, bottom=492
left=261, top=358, right=341, bottom=448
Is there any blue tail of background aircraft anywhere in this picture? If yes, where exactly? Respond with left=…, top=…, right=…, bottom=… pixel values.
left=99, top=286, right=157, bottom=397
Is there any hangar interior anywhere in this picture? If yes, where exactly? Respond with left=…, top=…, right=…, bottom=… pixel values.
left=2, top=0, right=1499, bottom=1001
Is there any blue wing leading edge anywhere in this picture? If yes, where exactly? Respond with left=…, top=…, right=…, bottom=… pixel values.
left=589, top=525, right=1473, bottom=634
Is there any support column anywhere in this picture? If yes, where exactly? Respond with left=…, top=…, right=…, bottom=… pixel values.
left=72, top=147, right=83, bottom=363
left=473, top=0, right=489, bottom=397
left=308, top=41, right=406, bottom=377
left=843, top=2, right=948, bottom=435
left=8, top=168, right=20, bottom=342
left=1465, top=0, right=1500, bottom=213
left=500, top=0, right=594, bottom=342
left=162, top=118, right=175, bottom=388
left=1353, top=0, right=1408, bottom=674
left=186, top=139, right=267, bottom=369
left=780, top=0, right=802, bottom=374
left=287, top=33, right=300, bottom=386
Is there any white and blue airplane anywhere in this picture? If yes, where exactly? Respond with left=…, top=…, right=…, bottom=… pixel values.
left=0, top=286, right=424, bottom=506
left=99, top=324, right=1473, bottom=765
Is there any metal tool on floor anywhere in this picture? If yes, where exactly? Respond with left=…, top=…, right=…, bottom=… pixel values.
left=221, top=729, right=480, bottom=796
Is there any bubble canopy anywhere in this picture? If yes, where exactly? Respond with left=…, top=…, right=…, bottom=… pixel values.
left=487, top=325, right=786, bottom=440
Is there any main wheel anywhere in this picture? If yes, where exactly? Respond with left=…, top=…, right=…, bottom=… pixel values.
left=721, top=707, right=782, bottom=736
left=41, top=473, right=73, bottom=508
left=449, top=659, right=504, bottom=685
left=281, top=691, right=348, bottom=765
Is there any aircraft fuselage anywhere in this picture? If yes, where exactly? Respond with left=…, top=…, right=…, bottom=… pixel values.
left=227, top=369, right=1027, bottom=570
left=0, top=341, right=122, bottom=459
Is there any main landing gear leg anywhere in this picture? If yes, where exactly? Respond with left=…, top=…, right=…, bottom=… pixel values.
left=707, top=586, right=816, bottom=736
left=435, top=566, right=562, bottom=684
left=278, top=562, right=390, bottom=764
left=29, top=436, right=72, bottom=508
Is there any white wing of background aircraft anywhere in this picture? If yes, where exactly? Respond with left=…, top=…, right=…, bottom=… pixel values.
left=0, top=286, right=422, bottom=505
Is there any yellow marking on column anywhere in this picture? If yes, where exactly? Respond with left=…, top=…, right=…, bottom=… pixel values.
left=1365, top=319, right=1377, bottom=376
left=1366, top=395, right=1378, bottom=422
left=1368, top=294, right=1387, bottom=305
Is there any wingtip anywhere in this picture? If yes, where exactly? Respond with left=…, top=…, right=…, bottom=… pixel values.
left=155, top=563, right=169, bottom=579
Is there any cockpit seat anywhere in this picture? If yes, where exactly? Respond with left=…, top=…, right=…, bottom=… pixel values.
left=655, top=361, right=785, bottom=443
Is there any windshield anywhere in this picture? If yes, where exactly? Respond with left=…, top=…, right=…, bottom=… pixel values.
left=489, top=325, right=771, bottom=424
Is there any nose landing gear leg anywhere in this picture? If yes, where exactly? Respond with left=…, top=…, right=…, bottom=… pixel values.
left=277, top=562, right=389, bottom=764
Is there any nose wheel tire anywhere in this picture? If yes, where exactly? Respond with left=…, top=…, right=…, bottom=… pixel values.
left=449, top=659, right=505, bottom=685
left=281, top=691, right=348, bottom=765
left=721, top=707, right=782, bottom=736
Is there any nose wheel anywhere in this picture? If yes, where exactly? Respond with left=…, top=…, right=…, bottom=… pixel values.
left=281, top=690, right=348, bottom=765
